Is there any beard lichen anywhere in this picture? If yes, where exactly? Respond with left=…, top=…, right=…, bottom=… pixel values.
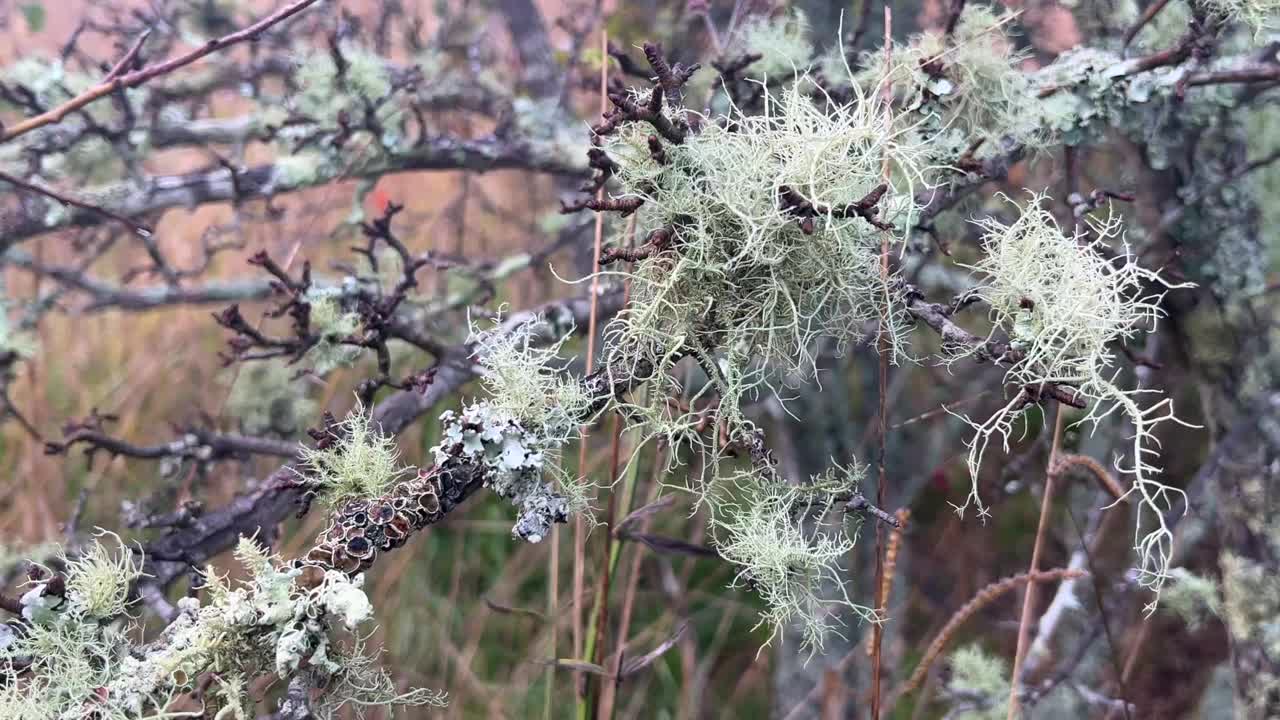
left=830, top=5, right=1045, bottom=164
left=599, top=75, right=933, bottom=466
left=469, top=314, right=591, bottom=447
left=584, top=57, right=941, bottom=651
left=709, top=464, right=879, bottom=655
left=952, top=192, right=1194, bottom=608
left=226, top=359, right=317, bottom=436
left=60, top=531, right=144, bottom=622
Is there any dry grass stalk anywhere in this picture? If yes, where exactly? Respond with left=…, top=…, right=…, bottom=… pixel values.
left=893, top=566, right=1089, bottom=700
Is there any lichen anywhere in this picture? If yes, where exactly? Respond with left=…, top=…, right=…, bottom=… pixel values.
left=432, top=401, right=576, bottom=542
left=738, top=11, right=814, bottom=82
left=61, top=531, right=143, bottom=621
left=953, top=192, right=1193, bottom=608
left=843, top=6, right=1046, bottom=162
left=1162, top=567, right=1222, bottom=629
left=601, top=74, right=932, bottom=471
left=299, top=405, right=409, bottom=506
left=469, top=314, right=591, bottom=445
left=274, top=151, right=335, bottom=190
left=3, top=536, right=440, bottom=717
left=226, top=360, right=317, bottom=436
left=2, top=533, right=444, bottom=718
left=295, top=41, right=393, bottom=119
left=302, top=286, right=363, bottom=374
left=946, top=644, right=1012, bottom=719
left=709, top=464, right=878, bottom=653
left=1201, top=0, right=1280, bottom=37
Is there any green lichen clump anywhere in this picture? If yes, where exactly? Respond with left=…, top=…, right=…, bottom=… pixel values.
left=594, top=51, right=942, bottom=653
left=602, top=76, right=931, bottom=458
left=226, top=360, right=317, bottom=436
left=60, top=532, right=144, bottom=621
left=738, top=11, right=814, bottom=82
left=954, top=193, right=1192, bottom=607
left=295, top=42, right=393, bottom=119
left=0, top=536, right=444, bottom=718
left=946, top=645, right=1012, bottom=719
left=470, top=315, right=591, bottom=446
left=1220, top=551, right=1280, bottom=713
left=285, top=40, right=406, bottom=154
left=1201, top=0, right=1280, bottom=37
left=1162, top=567, right=1222, bottom=629
left=303, top=288, right=364, bottom=374
left=299, top=407, right=409, bottom=506
left=710, top=465, right=877, bottom=653
left=0, top=302, right=37, bottom=361
left=836, top=6, right=1043, bottom=161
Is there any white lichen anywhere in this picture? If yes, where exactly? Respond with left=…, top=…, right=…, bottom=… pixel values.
left=952, top=192, right=1194, bottom=608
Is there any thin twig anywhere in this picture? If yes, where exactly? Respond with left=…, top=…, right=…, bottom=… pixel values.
left=0, top=0, right=321, bottom=143
left=572, top=30, right=610, bottom=717
left=1122, top=0, right=1173, bottom=48
left=871, top=11, right=894, bottom=719
left=105, top=29, right=153, bottom=81
left=0, top=170, right=152, bottom=237
left=1008, top=406, right=1067, bottom=718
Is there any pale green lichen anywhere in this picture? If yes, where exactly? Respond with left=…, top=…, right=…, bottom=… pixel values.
left=1220, top=552, right=1280, bottom=653
left=274, top=151, right=335, bottom=190
left=1201, top=0, right=1280, bottom=37
left=0, top=303, right=37, bottom=361
left=61, top=531, right=143, bottom=621
left=299, top=405, right=409, bottom=506
left=303, top=287, right=363, bottom=373
left=1219, top=551, right=1280, bottom=713
left=738, top=11, right=814, bottom=81
left=1162, top=567, right=1222, bottom=629
left=946, top=645, right=1012, bottom=719
left=600, top=75, right=933, bottom=470
left=226, top=360, right=317, bottom=436
left=709, top=464, right=878, bottom=654
left=837, top=6, right=1045, bottom=162
left=295, top=42, right=392, bottom=118
left=1133, top=0, right=1196, bottom=50
left=469, top=314, right=591, bottom=446
left=953, top=193, right=1193, bottom=608
left=1, top=535, right=442, bottom=718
